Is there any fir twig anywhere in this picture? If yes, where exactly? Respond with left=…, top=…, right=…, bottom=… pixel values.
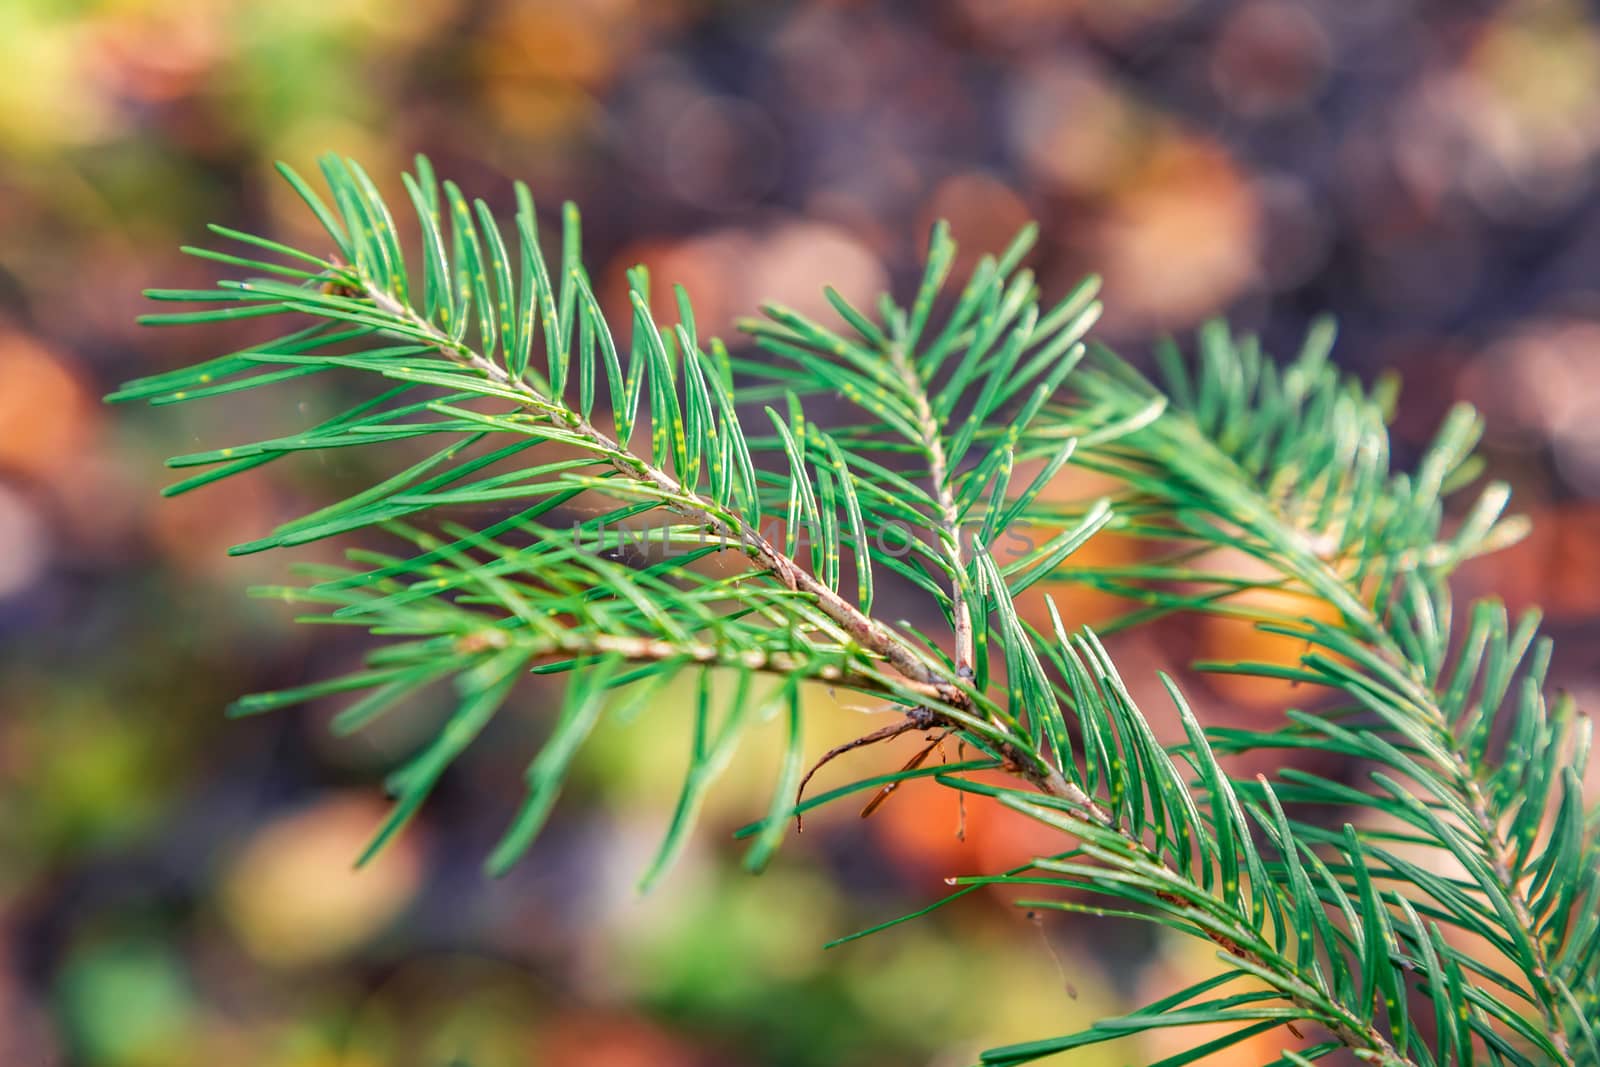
left=112, top=155, right=1598, bottom=1067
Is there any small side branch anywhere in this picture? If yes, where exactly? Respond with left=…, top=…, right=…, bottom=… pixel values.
left=887, top=344, right=974, bottom=676
left=792, top=706, right=942, bottom=830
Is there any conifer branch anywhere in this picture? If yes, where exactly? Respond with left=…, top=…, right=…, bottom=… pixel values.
left=1037, top=328, right=1598, bottom=1063
left=360, top=275, right=963, bottom=704
left=113, top=155, right=1598, bottom=1067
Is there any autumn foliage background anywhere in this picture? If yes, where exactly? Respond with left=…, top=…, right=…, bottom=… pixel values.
left=3, top=2, right=1600, bottom=1065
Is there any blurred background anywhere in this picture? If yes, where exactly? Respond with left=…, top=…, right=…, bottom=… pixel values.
left=3, top=0, right=1600, bottom=1064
